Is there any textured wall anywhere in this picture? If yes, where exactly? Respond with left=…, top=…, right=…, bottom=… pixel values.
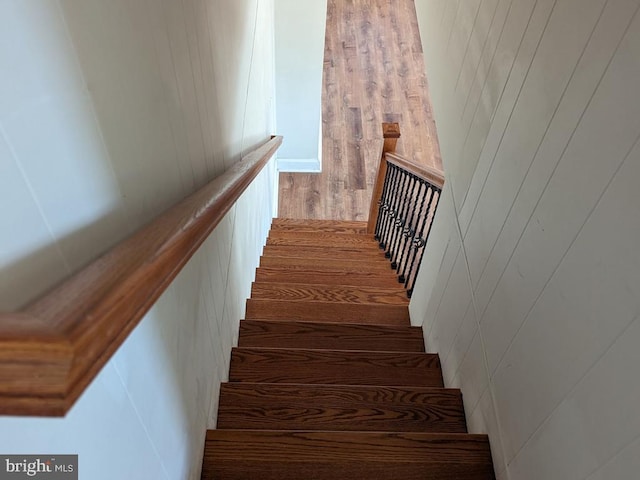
left=0, top=0, right=277, bottom=478
left=412, top=0, right=640, bottom=478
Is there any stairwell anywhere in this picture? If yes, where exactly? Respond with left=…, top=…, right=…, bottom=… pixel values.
left=201, top=218, right=496, bottom=479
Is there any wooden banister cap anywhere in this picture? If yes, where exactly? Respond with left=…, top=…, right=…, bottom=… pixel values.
left=382, top=123, right=401, bottom=139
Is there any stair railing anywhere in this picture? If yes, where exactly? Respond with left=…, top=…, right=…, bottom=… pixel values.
left=367, top=124, right=444, bottom=298
left=0, top=135, right=282, bottom=417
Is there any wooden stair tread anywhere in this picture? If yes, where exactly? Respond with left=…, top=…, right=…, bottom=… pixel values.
left=250, top=283, right=409, bottom=305
left=255, top=267, right=401, bottom=288
left=218, top=383, right=467, bottom=433
left=271, top=218, right=368, bottom=234
left=238, top=320, right=426, bottom=352
left=200, top=215, right=497, bottom=478
left=259, top=255, right=392, bottom=272
left=267, top=231, right=380, bottom=249
left=229, top=348, right=443, bottom=387
left=245, top=298, right=409, bottom=325
left=262, top=244, right=387, bottom=260
left=202, top=430, right=495, bottom=480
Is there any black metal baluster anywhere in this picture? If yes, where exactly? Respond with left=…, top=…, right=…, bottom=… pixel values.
left=393, top=173, right=418, bottom=274
left=406, top=186, right=434, bottom=293
left=403, top=185, right=433, bottom=293
left=374, top=154, right=444, bottom=297
left=380, top=164, right=401, bottom=251
left=378, top=164, right=398, bottom=250
left=420, top=188, right=441, bottom=253
left=385, top=168, right=407, bottom=261
left=402, top=180, right=429, bottom=284
left=399, top=179, right=426, bottom=284
left=374, top=160, right=394, bottom=241
left=406, top=186, right=441, bottom=296
left=389, top=170, right=412, bottom=269
left=377, top=163, right=393, bottom=248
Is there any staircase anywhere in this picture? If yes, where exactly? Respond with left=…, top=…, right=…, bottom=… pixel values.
left=201, top=219, right=495, bottom=479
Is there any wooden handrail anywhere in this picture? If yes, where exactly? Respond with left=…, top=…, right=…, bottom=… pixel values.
left=0, top=135, right=283, bottom=417
left=385, top=153, right=445, bottom=189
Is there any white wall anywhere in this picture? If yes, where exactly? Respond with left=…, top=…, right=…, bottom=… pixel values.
left=0, top=0, right=277, bottom=478
left=274, top=0, right=327, bottom=172
left=411, top=1, right=640, bottom=479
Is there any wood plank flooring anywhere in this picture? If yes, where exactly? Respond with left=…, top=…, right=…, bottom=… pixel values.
left=278, top=0, right=443, bottom=221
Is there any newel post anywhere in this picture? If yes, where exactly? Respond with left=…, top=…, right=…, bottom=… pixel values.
left=367, top=123, right=401, bottom=234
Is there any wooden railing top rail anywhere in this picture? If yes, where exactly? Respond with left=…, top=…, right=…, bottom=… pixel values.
left=385, top=153, right=445, bottom=189
left=0, top=135, right=283, bottom=417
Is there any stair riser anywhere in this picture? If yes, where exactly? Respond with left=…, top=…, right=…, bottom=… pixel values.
left=255, top=268, right=401, bottom=288
left=270, top=219, right=368, bottom=234
left=202, top=462, right=496, bottom=480
left=245, top=299, right=409, bottom=325
left=238, top=321, right=426, bottom=352
left=229, top=348, right=444, bottom=387
left=202, top=430, right=495, bottom=480
left=250, top=283, right=409, bottom=305
left=262, top=245, right=387, bottom=261
left=259, top=256, right=392, bottom=272
left=267, top=232, right=381, bottom=250
left=205, top=462, right=496, bottom=480
left=218, top=384, right=467, bottom=433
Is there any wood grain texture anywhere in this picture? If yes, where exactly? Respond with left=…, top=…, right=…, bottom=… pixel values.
left=255, top=267, right=401, bottom=288
left=266, top=231, right=381, bottom=249
left=202, top=430, right=495, bottom=480
left=217, top=383, right=467, bottom=432
left=245, top=298, right=409, bottom=325
left=0, top=136, right=282, bottom=416
left=262, top=244, right=386, bottom=261
left=204, top=219, right=495, bottom=477
left=250, top=283, right=409, bottom=305
left=271, top=219, right=368, bottom=233
left=259, top=256, right=392, bottom=272
left=238, top=320, right=425, bottom=352
left=278, top=0, right=443, bottom=221
left=229, top=348, right=443, bottom=387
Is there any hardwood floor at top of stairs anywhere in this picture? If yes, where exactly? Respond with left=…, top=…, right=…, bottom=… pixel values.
left=278, top=0, right=443, bottom=221
left=200, top=220, right=495, bottom=479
